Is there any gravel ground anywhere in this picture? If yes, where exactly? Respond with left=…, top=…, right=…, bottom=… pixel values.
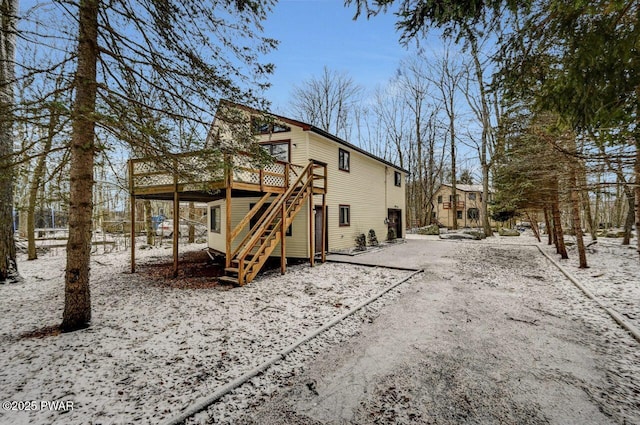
left=207, top=238, right=640, bottom=425
left=1, top=235, right=638, bottom=425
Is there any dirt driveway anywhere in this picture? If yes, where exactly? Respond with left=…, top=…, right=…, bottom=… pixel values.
left=211, top=239, right=640, bottom=424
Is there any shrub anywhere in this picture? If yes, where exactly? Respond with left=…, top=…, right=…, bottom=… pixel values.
left=355, top=233, right=367, bottom=251
left=367, top=229, right=379, bottom=246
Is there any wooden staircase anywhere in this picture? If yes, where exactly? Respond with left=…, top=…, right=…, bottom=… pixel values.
left=220, top=160, right=325, bottom=285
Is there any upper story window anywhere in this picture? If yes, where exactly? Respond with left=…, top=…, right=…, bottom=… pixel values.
left=261, top=141, right=290, bottom=163
left=468, top=193, right=476, bottom=201
left=339, top=148, right=350, bottom=172
left=252, top=117, right=291, bottom=135
left=437, top=195, right=443, bottom=204
left=394, top=171, right=402, bottom=187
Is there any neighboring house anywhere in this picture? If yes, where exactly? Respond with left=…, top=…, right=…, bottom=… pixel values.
left=433, top=184, right=492, bottom=228
left=129, top=101, right=407, bottom=285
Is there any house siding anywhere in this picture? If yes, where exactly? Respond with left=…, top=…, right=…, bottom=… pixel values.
left=307, top=132, right=405, bottom=251
left=207, top=114, right=406, bottom=256
left=208, top=197, right=310, bottom=258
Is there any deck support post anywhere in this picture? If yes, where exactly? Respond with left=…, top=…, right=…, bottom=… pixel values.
left=129, top=160, right=136, bottom=273
left=321, top=192, right=327, bottom=263
left=281, top=201, right=286, bottom=275
left=172, top=160, right=179, bottom=278
left=224, top=162, right=234, bottom=268
left=130, top=195, right=136, bottom=273
left=309, top=183, right=314, bottom=267
left=172, top=189, right=179, bottom=278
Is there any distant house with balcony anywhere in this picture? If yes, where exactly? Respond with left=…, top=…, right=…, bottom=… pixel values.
left=433, top=184, right=493, bottom=229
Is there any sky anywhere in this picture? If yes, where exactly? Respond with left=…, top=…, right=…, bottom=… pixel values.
left=261, top=0, right=418, bottom=114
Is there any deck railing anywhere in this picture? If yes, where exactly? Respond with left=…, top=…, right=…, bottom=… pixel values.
left=129, top=150, right=306, bottom=195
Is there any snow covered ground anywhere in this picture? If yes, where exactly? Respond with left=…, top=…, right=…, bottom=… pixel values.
left=0, top=232, right=638, bottom=424
left=0, top=242, right=411, bottom=425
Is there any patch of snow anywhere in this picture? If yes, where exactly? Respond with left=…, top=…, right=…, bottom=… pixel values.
left=0, top=242, right=411, bottom=425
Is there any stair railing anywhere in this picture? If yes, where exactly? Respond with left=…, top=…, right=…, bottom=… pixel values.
left=236, top=160, right=315, bottom=282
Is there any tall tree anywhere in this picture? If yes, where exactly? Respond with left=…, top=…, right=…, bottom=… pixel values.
left=346, top=0, right=522, bottom=235
left=290, top=66, right=363, bottom=140
left=428, top=47, right=465, bottom=229
left=0, top=0, right=19, bottom=283
left=18, top=0, right=278, bottom=331
left=500, top=1, right=640, bottom=256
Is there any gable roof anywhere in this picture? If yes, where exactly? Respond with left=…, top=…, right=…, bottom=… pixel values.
left=439, top=184, right=488, bottom=193
left=218, top=100, right=409, bottom=174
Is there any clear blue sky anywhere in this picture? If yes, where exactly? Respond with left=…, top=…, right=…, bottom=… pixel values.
left=262, top=0, right=414, bottom=113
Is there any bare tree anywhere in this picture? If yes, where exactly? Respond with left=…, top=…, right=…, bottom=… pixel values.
left=392, top=55, right=445, bottom=227
left=428, top=46, right=465, bottom=229
left=290, top=66, right=363, bottom=140
left=461, top=29, right=497, bottom=236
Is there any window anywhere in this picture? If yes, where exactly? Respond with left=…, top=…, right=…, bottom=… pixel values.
left=394, top=171, right=402, bottom=187
left=468, top=208, right=480, bottom=220
left=250, top=203, right=292, bottom=236
left=210, top=206, right=221, bottom=233
left=449, top=195, right=459, bottom=202
left=339, top=205, right=350, bottom=227
left=468, top=193, right=476, bottom=201
left=261, top=141, right=290, bottom=162
left=456, top=211, right=463, bottom=220
left=252, top=117, right=290, bottom=134
left=437, top=195, right=443, bottom=204
left=339, top=149, right=350, bottom=172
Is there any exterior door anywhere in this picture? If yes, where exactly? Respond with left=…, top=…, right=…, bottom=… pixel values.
left=314, top=206, right=327, bottom=253
left=387, top=208, right=402, bottom=239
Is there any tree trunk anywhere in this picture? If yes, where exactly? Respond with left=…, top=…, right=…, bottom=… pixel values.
left=144, top=200, right=153, bottom=245
left=551, top=179, right=568, bottom=259
left=0, top=0, right=19, bottom=283
left=188, top=201, right=195, bottom=243
left=579, top=163, right=596, bottom=241
left=543, top=206, right=553, bottom=245
left=634, top=137, right=640, bottom=255
left=27, top=106, right=57, bottom=260
left=62, top=0, right=99, bottom=332
left=623, top=191, right=635, bottom=246
left=450, top=119, right=457, bottom=230
left=570, top=170, right=588, bottom=268
left=527, top=211, right=541, bottom=242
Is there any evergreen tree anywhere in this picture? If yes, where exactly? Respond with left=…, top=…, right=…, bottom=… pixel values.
left=20, top=0, right=278, bottom=331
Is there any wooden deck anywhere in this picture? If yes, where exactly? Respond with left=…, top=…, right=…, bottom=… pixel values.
left=128, top=151, right=315, bottom=200
left=127, top=150, right=328, bottom=282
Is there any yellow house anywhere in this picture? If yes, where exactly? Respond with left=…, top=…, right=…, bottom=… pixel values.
left=433, top=184, right=492, bottom=228
left=129, top=101, right=407, bottom=285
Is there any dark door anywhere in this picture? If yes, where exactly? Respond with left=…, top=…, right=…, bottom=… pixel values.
left=314, top=206, right=327, bottom=253
left=387, top=209, right=402, bottom=239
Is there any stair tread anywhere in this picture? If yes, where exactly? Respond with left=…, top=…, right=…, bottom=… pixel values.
left=219, top=276, right=239, bottom=285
